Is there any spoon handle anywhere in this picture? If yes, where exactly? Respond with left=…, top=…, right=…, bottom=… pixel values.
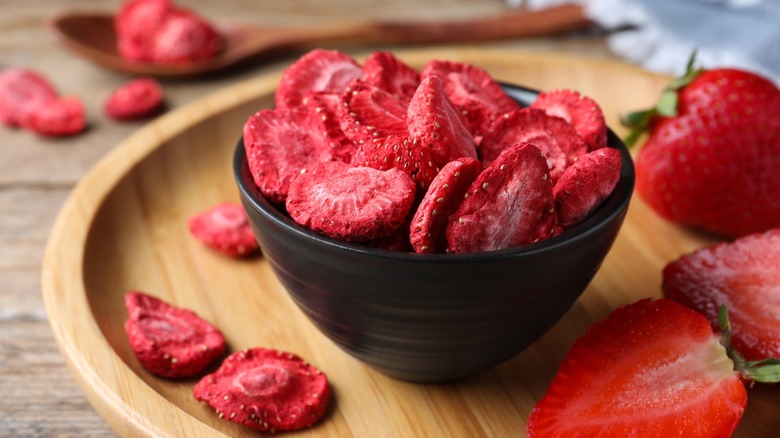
left=302, top=4, right=589, bottom=46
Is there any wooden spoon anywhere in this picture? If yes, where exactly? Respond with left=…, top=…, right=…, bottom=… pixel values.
left=48, top=5, right=589, bottom=79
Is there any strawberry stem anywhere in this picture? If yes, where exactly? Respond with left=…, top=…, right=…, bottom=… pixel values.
left=620, top=50, right=703, bottom=148
left=718, top=305, right=780, bottom=384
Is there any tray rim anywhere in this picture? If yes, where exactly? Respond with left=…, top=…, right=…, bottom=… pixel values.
left=40, top=48, right=665, bottom=437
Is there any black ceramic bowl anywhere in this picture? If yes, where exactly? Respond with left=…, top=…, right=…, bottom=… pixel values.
left=234, top=84, right=634, bottom=383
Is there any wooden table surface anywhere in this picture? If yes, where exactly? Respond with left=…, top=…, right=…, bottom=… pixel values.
left=0, top=1, right=618, bottom=436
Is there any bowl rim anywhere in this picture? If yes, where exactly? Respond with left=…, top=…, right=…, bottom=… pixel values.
left=234, top=83, right=635, bottom=263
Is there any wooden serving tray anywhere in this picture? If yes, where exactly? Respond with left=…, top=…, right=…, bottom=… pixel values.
left=42, top=49, right=778, bottom=437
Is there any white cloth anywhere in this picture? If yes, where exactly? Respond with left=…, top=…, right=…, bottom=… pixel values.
left=510, top=0, right=780, bottom=84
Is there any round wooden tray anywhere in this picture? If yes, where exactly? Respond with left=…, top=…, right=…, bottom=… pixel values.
left=42, top=48, right=778, bottom=437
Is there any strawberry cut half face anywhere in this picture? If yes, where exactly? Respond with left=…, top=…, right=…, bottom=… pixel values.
left=527, top=298, right=746, bottom=438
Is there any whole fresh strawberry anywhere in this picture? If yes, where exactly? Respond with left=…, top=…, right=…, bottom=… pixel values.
left=527, top=298, right=780, bottom=437
left=624, top=54, right=780, bottom=238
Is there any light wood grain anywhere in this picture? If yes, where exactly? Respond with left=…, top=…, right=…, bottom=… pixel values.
left=40, top=49, right=780, bottom=437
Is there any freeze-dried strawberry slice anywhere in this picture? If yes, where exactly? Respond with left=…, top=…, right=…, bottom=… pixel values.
left=124, top=291, right=226, bottom=378
left=286, top=161, right=416, bottom=242
left=531, top=88, right=608, bottom=150
left=150, top=9, right=222, bottom=63
left=193, top=348, right=330, bottom=431
left=0, top=68, right=58, bottom=127
left=105, top=77, right=165, bottom=120
left=301, top=91, right=356, bottom=163
left=243, top=107, right=335, bottom=203
left=276, top=49, right=363, bottom=109
left=338, top=79, right=408, bottom=146
left=188, top=202, right=259, bottom=257
left=115, top=0, right=173, bottom=61
left=421, top=59, right=520, bottom=138
left=553, top=148, right=622, bottom=228
left=480, top=108, right=587, bottom=181
left=366, top=219, right=413, bottom=252
left=25, top=96, right=86, bottom=136
left=362, top=51, right=420, bottom=103
left=410, top=157, right=482, bottom=253
left=350, top=134, right=438, bottom=191
left=407, top=75, right=478, bottom=168
left=446, top=143, right=556, bottom=253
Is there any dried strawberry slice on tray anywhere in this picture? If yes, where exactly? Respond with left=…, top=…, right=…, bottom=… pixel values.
left=188, top=202, right=259, bottom=258
left=275, top=49, right=363, bottom=109
left=194, top=348, right=330, bottom=432
left=446, top=142, right=556, bottom=253
left=124, top=291, right=226, bottom=378
left=410, top=157, right=482, bottom=254
left=286, top=161, right=416, bottom=243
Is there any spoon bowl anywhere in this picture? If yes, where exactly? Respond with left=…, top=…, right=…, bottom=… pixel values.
left=48, top=6, right=589, bottom=79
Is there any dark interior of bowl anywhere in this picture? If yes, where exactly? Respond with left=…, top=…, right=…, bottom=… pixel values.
left=234, top=84, right=635, bottom=382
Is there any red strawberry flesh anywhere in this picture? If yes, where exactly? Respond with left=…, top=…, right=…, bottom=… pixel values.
left=527, top=298, right=746, bottom=438
left=663, top=229, right=780, bottom=361
left=25, top=96, right=86, bottom=137
left=362, top=51, right=420, bottom=103
left=193, top=348, right=330, bottom=431
left=124, top=291, right=226, bottom=378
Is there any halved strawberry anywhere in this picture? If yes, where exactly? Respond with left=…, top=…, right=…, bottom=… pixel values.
left=407, top=75, right=478, bottom=169
left=194, top=348, right=330, bottom=431
left=243, top=107, right=336, bottom=203
left=362, top=51, right=420, bottom=103
left=275, top=49, right=363, bottom=109
left=531, top=88, right=608, bottom=151
left=285, top=161, right=416, bottom=242
left=553, top=147, right=622, bottom=229
left=124, top=291, right=226, bottom=378
left=421, top=59, right=520, bottom=139
left=188, top=202, right=259, bottom=258
left=446, top=143, right=556, bottom=253
left=528, top=298, right=780, bottom=437
left=479, top=108, right=587, bottom=182
left=410, top=157, right=482, bottom=253
left=663, top=229, right=780, bottom=361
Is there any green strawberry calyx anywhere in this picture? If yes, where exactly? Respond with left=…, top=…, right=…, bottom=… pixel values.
left=718, top=305, right=780, bottom=384
left=621, top=51, right=704, bottom=148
